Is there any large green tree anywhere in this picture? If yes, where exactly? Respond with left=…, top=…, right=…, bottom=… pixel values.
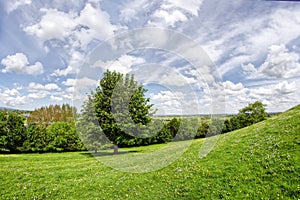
left=222, top=101, right=268, bottom=133
left=77, top=96, right=110, bottom=152
left=81, top=70, right=155, bottom=154
left=237, top=101, right=268, bottom=127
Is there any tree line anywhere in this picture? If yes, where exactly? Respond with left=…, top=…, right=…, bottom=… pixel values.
left=77, top=70, right=268, bottom=154
left=0, top=70, right=268, bottom=153
left=0, top=105, right=83, bottom=153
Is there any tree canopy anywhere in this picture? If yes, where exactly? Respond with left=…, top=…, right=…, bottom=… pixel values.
left=222, top=101, right=268, bottom=133
left=80, top=70, right=155, bottom=154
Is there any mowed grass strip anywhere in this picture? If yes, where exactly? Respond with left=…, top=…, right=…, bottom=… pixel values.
left=1, top=105, right=300, bottom=199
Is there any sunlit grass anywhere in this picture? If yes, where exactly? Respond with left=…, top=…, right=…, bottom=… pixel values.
left=1, top=105, right=299, bottom=199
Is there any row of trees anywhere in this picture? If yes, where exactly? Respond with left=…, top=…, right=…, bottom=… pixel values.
left=78, top=70, right=267, bottom=154
left=77, top=115, right=221, bottom=152
left=0, top=109, right=216, bottom=153
left=27, top=104, right=76, bottom=126
left=77, top=70, right=213, bottom=153
left=0, top=105, right=83, bottom=153
left=0, top=70, right=268, bottom=153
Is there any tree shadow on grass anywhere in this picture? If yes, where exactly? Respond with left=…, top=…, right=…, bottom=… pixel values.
left=80, top=150, right=140, bottom=157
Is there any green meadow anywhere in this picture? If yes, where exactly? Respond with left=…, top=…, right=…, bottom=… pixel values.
left=1, top=105, right=300, bottom=199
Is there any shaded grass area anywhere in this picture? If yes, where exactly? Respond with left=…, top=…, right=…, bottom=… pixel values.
left=1, top=105, right=300, bottom=199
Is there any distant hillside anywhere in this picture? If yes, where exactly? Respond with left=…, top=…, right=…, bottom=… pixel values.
left=0, top=106, right=15, bottom=111
left=0, top=107, right=32, bottom=113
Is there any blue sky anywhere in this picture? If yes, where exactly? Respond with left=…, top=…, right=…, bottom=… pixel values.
left=0, top=0, right=299, bottom=114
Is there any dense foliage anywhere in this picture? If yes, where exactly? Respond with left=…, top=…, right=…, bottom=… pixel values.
left=0, top=109, right=84, bottom=153
left=0, top=93, right=268, bottom=153
left=222, top=101, right=268, bottom=133
left=78, top=70, right=227, bottom=153
left=79, top=70, right=155, bottom=153
left=0, top=111, right=26, bottom=152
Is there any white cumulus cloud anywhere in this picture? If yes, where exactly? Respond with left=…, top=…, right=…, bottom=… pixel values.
left=23, top=8, right=77, bottom=41
left=259, top=45, right=300, bottom=78
left=164, top=0, right=203, bottom=16
left=23, top=3, right=118, bottom=47
left=93, top=54, right=146, bottom=74
left=28, top=82, right=61, bottom=92
left=147, top=0, right=203, bottom=27
left=50, top=95, right=63, bottom=102
left=275, top=81, right=297, bottom=95
left=1, top=53, right=44, bottom=75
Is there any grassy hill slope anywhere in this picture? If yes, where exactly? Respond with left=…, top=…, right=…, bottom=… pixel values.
left=1, top=105, right=299, bottom=199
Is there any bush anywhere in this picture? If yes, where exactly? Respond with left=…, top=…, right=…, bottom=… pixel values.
left=47, top=122, right=84, bottom=152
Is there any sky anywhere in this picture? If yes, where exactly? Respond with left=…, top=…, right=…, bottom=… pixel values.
left=0, top=0, right=299, bottom=115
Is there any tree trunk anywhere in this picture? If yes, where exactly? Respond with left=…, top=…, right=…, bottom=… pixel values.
left=113, top=143, right=118, bottom=154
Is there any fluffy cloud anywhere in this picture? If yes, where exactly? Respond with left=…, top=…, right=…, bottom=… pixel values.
left=188, top=66, right=215, bottom=85
left=28, top=82, right=61, bottom=92
left=77, top=3, right=118, bottom=42
left=259, top=45, right=300, bottom=78
left=247, top=81, right=298, bottom=110
left=51, top=51, right=83, bottom=77
left=0, top=81, right=70, bottom=107
left=159, top=70, right=197, bottom=87
left=222, top=81, right=247, bottom=96
left=23, top=3, right=117, bottom=46
left=23, top=8, right=77, bottom=41
left=2, top=96, right=27, bottom=107
left=199, top=79, right=298, bottom=114
left=163, top=0, right=203, bottom=16
left=274, top=81, right=297, bottom=95
left=149, top=91, right=185, bottom=115
left=27, top=92, right=47, bottom=99
left=61, top=77, right=98, bottom=102
left=23, top=3, right=119, bottom=77
left=63, top=77, right=97, bottom=92
left=26, top=62, right=44, bottom=75
left=219, top=80, right=299, bottom=113
left=201, top=81, right=247, bottom=112
left=1, top=53, right=28, bottom=73
left=50, top=95, right=63, bottom=102
left=93, top=54, right=146, bottom=74
left=1, top=53, right=44, bottom=75
left=150, top=9, right=187, bottom=27
left=147, top=0, right=203, bottom=27
left=0, top=88, right=26, bottom=107
left=199, top=7, right=300, bottom=76
left=242, top=45, right=300, bottom=79
left=2, top=88, right=21, bottom=97
left=120, top=0, right=203, bottom=26
left=62, top=78, right=76, bottom=86
left=69, top=77, right=98, bottom=102
left=241, top=63, right=257, bottom=76
left=150, top=90, right=184, bottom=102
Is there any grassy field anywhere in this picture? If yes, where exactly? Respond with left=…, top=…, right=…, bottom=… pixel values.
left=1, top=105, right=300, bottom=199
